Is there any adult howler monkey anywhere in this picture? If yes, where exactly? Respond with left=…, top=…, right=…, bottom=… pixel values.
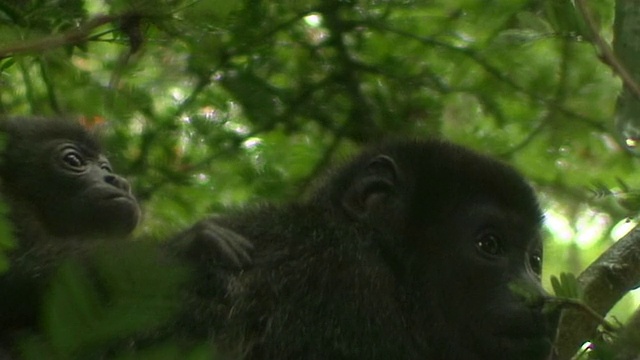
left=174, top=139, right=559, bottom=360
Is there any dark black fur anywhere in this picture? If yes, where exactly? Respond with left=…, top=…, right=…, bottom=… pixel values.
left=175, top=139, right=558, bottom=359
left=0, top=117, right=252, bottom=358
left=0, top=117, right=141, bottom=351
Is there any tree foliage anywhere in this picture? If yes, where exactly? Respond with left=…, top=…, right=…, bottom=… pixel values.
left=2, top=0, right=640, bottom=358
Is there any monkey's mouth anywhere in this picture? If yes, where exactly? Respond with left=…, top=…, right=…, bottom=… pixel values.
left=500, top=333, right=552, bottom=342
left=496, top=329, right=553, bottom=341
left=492, top=332, right=553, bottom=357
left=101, top=193, right=136, bottom=202
left=106, top=194, right=131, bottom=200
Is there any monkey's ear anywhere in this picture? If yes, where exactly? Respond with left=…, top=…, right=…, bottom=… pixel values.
left=342, top=155, right=400, bottom=219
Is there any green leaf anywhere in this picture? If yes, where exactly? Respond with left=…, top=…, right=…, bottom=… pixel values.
left=44, top=260, right=104, bottom=356
left=543, top=0, right=589, bottom=37
left=550, top=272, right=583, bottom=300
left=30, top=242, right=190, bottom=357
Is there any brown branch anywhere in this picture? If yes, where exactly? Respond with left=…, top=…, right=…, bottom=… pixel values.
left=0, top=15, right=117, bottom=59
left=556, top=226, right=640, bottom=359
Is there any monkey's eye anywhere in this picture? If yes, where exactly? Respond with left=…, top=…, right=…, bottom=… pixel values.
left=475, top=233, right=504, bottom=256
left=529, top=253, right=542, bottom=274
left=60, top=148, right=86, bottom=170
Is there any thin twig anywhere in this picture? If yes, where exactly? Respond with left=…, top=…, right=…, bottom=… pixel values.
left=549, top=297, right=618, bottom=333
left=0, top=15, right=117, bottom=59
left=574, top=0, right=640, bottom=100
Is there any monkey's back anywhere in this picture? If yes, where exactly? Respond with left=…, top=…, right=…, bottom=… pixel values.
left=194, top=203, right=425, bottom=359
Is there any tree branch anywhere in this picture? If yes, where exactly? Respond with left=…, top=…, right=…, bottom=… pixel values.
left=556, top=226, right=640, bottom=359
left=575, top=0, right=640, bottom=100
left=0, top=15, right=117, bottom=59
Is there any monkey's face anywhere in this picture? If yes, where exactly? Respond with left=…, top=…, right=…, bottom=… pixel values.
left=418, top=199, right=557, bottom=360
left=22, top=139, right=140, bottom=238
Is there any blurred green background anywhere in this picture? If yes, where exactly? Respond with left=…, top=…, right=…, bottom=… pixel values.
left=0, top=0, right=636, bottom=357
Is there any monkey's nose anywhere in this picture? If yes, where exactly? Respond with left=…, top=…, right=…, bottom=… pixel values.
left=105, top=174, right=132, bottom=193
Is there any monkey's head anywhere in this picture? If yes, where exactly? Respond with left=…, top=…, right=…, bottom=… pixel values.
left=0, top=117, right=140, bottom=239
left=316, top=139, right=558, bottom=360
